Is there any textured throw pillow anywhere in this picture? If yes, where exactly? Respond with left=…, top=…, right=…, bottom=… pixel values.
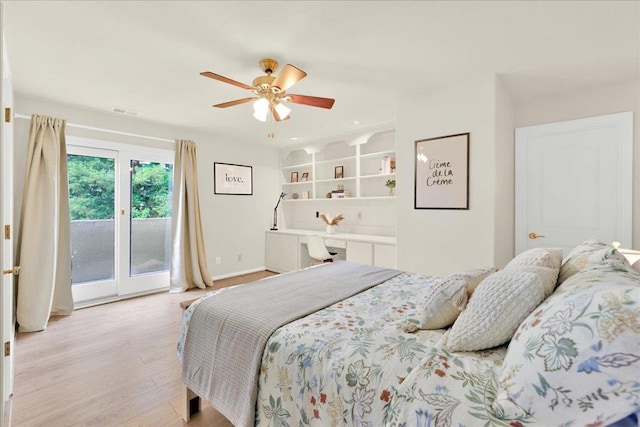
left=445, top=265, right=559, bottom=352
left=505, top=248, right=563, bottom=297
left=495, top=262, right=640, bottom=427
left=505, top=247, right=563, bottom=271
left=558, top=239, right=629, bottom=285
left=633, top=259, right=640, bottom=274
left=417, top=267, right=497, bottom=330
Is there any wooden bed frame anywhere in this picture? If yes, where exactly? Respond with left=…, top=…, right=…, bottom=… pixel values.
left=180, top=298, right=202, bottom=422
left=182, top=385, right=201, bottom=422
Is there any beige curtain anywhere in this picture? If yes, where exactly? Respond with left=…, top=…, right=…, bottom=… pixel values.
left=170, top=139, right=213, bottom=292
left=16, top=114, right=73, bottom=332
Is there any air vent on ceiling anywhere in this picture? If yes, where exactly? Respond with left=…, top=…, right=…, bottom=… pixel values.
left=109, top=106, right=141, bottom=117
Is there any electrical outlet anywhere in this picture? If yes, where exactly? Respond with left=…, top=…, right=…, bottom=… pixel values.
left=215, top=256, right=221, bottom=265
left=237, top=254, right=242, bottom=262
left=357, top=211, right=362, bottom=220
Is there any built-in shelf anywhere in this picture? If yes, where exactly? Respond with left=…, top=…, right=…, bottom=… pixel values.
left=283, top=196, right=395, bottom=202
left=358, top=196, right=395, bottom=200
left=314, top=155, right=357, bottom=166
left=282, top=162, right=313, bottom=170
left=359, top=149, right=395, bottom=159
left=281, top=129, right=396, bottom=200
left=360, top=172, right=396, bottom=180
left=282, top=181, right=313, bottom=186
left=314, top=177, right=357, bottom=184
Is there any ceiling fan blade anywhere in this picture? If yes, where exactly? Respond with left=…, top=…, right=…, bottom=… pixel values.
left=213, top=97, right=257, bottom=108
left=201, top=71, right=253, bottom=90
left=270, top=104, right=290, bottom=122
left=287, top=94, right=335, bottom=109
left=271, top=64, right=307, bottom=92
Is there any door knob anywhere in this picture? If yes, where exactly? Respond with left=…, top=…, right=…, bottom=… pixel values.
left=528, top=232, right=546, bottom=240
left=3, top=266, right=20, bottom=275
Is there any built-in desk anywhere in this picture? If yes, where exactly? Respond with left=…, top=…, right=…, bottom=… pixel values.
left=265, top=229, right=396, bottom=273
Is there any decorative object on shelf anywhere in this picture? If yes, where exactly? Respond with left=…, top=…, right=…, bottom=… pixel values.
left=270, top=192, right=286, bottom=230
left=385, top=179, right=396, bottom=196
left=319, top=212, right=344, bottom=234
left=292, top=192, right=299, bottom=199
left=290, top=171, right=299, bottom=183
left=302, top=191, right=310, bottom=199
left=301, top=172, right=309, bottom=182
left=214, top=162, right=253, bottom=195
left=326, top=192, right=332, bottom=199
left=332, top=185, right=346, bottom=198
left=381, top=156, right=393, bottom=174
left=334, top=165, right=344, bottom=179
left=415, top=132, right=469, bottom=210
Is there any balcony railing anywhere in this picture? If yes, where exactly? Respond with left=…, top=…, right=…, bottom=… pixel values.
left=70, top=218, right=171, bottom=284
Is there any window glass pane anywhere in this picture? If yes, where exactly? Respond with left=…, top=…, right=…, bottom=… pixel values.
left=130, top=160, right=173, bottom=276
left=68, top=154, right=115, bottom=284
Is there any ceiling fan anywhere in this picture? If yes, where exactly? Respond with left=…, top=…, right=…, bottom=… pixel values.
left=201, top=58, right=335, bottom=122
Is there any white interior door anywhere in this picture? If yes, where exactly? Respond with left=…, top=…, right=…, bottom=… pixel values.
left=0, top=22, right=14, bottom=426
left=515, top=112, right=633, bottom=255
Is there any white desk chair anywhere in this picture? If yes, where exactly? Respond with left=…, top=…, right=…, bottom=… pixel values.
left=307, top=235, right=338, bottom=265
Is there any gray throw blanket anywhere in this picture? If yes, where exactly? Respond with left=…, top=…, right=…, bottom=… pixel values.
left=181, top=261, right=402, bottom=427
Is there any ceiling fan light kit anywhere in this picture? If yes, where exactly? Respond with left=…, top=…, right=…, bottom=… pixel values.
left=201, top=58, right=335, bottom=125
left=252, top=98, right=269, bottom=122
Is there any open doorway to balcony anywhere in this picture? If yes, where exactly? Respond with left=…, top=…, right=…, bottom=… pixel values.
left=67, top=138, right=173, bottom=307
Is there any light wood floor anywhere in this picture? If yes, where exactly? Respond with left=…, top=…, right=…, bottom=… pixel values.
left=12, top=270, right=277, bottom=427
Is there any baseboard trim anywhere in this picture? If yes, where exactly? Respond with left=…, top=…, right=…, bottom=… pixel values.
left=74, top=287, right=169, bottom=310
left=211, top=266, right=267, bottom=281
left=3, top=395, right=12, bottom=427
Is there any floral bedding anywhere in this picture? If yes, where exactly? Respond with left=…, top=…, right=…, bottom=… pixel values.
left=255, top=272, right=536, bottom=426
left=179, top=243, right=639, bottom=426
left=495, top=260, right=640, bottom=427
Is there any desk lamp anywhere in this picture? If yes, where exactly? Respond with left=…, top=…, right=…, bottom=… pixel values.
left=270, top=192, right=286, bottom=231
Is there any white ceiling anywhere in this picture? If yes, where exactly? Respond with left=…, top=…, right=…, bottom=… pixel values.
left=3, top=1, right=639, bottom=147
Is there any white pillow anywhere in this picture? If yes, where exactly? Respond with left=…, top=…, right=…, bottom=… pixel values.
left=418, top=267, right=497, bottom=330
left=633, top=259, right=640, bottom=273
left=558, top=239, right=629, bottom=285
left=505, top=247, right=563, bottom=271
left=445, top=265, right=558, bottom=352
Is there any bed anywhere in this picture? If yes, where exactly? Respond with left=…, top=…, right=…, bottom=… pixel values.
left=178, top=241, right=640, bottom=427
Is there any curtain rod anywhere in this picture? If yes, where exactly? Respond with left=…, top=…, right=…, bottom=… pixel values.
left=14, top=113, right=174, bottom=143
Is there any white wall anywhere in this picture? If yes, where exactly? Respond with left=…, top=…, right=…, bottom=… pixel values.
left=395, top=76, right=637, bottom=278
left=12, top=95, right=280, bottom=279
left=494, top=76, right=515, bottom=266
left=515, top=79, right=640, bottom=248
left=396, top=76, right=503, bottom=276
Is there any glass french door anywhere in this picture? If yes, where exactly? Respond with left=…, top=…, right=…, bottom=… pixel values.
left=67, top=138, right=173, bottom=305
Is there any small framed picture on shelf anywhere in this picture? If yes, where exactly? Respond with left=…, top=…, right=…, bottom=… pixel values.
left=334, top=165, right=344, bottom=179
left=291, top=171, right=299, bottom=183
left=301, top=172, right=309, bottom=182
